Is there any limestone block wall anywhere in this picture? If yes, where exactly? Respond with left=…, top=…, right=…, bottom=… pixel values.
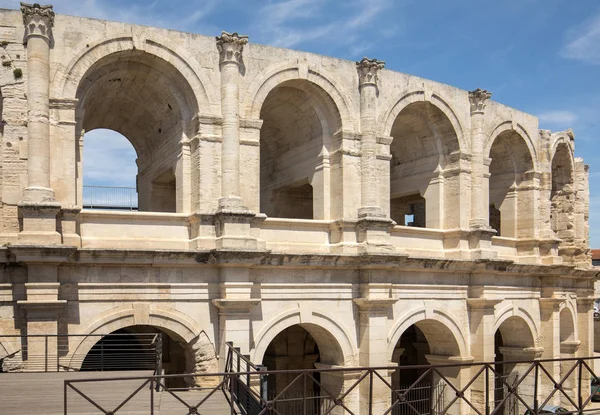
left=0, top=8, right=596, bottom=413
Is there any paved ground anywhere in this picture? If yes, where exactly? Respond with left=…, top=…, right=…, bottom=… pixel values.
left=0, top=371, right=232, bottom=415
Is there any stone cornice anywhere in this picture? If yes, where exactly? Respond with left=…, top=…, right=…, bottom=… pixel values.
left=0, top=247, right=596, bottom=280
left=356, top=57, right=385, bottom=88
left=216, top=31, right=248, bottom=66
left=468, top=88, right=492, bottom=115
left=21, top=2, right=54, bottom=41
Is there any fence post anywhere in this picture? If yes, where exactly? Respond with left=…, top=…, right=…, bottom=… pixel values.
left=578, top=359, right=583, bottom=415
left=155, top=334, right=163, bottom=392
left=534, top=362, right=539, bottom=415
left=45, top=335, right=48, bottom=372
left=258, top=365, right=268, bottom=402
left=369, top=369, right=373, bottom=415
left=150, top=378, right=154, bottom=415
left=64, top=380, right=67, bottom=415
left=485, top=364, right=490, bottom=415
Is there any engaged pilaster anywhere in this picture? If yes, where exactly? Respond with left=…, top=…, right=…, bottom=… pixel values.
left=355, top=58, right=394, bottom=253
left=216, top=31, right=247, bottom=212
left=18, top=3, right=61, bottom=244
left=214, top=32, right=263, bottom=250
left=21, top=2, right=55, bottom=202
left=357, top=57, right=385, bottom=218
left=468, top=89, right=496, bottom=259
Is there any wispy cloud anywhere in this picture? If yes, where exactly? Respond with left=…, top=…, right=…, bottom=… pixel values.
left=537, top=110, right=578, bottom=126
left=0, top=0, right=218, bottom=34
left=560, top=10, right=600, bottom=65
left=253, top=0, right=397, bottom=56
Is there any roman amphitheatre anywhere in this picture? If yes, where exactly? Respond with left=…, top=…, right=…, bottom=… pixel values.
left=0, top=3, right=597, bottom=414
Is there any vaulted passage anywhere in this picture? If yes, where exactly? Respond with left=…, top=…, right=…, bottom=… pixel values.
left=80, top=326, right=188, bottom=388
left=76, top=50, right=199, bottom=213
left=391, top=320, right=462, bottom=415
left=390, top=102, right=461, bottom=229
left=494, top=317, right=536, bottom=415
left=259, top=80, right=341, bottom=220
left=488, top=131, right=535, bottom=238
left=261, top=323, right=345, bottom=413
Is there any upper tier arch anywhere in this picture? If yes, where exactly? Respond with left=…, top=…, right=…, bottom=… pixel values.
left=242, top=60, right=355, bottom=130
left=52, top=34, right=218, bottom=116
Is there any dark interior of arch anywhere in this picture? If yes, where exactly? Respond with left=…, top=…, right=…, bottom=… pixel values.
left=262, top=325, right=321, bottom=400
left=80, top=326, right=187, bottom=387
left=389, top=102, right=459, bottom=228
left=259, top=80, right=341, bottom=220
left=551, top=143, right=574, bottom=243
left=488, top=130, right=534, bottom=237
left=76, top=49, right=198, bottom=213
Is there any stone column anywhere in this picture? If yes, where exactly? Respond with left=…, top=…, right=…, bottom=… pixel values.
left=216, top=31, right=247, bottom=211
left=214, top=32, right=262, bottom=250
left=468, top=89, right=496, bottom=260
left=354, top=296, right=396, bottom=414
left=355, top=58, right=394, bottom=253
left=18, top=3, right=61, bottom=244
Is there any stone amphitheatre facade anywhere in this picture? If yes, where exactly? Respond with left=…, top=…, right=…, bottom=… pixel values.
left=0, top=2, right=598, bottom=411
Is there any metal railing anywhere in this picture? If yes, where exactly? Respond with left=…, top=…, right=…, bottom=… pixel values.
left=0, top=333, right=160, bottom=373
left=83, top=185, right=138, bottom=210
left=63, top=355, right=600, bottom=415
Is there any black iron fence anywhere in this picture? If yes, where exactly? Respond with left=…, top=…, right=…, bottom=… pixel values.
left=62, top=355, right=600, bottom=415
left=0, top=333, right=161, bottom=373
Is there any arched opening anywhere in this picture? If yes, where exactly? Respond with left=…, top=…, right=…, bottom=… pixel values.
left=488, top=131, right=535, bottom=238
left=494, top=317, right=536, bottom=414
left=82, top=129, right=138, bottom=210
left=261, top=323, right=345, bottom=413
left=259, top=80, right=341, bottom=220
left=75, top=49, right=199, bottom=213
left=391, top=320, right=462, bottom=414
left=551, top=143, right=575, bottom=245
left=389, top=102, right=461, bottom=229
left=80, top=325, right=188, bottom=388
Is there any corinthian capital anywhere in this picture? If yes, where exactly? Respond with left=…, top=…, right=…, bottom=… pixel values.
left=356, top=57, right=385, bottom=88
left=21, top=2, right=55, bottom=41
left=468, top=88, right=492, bottom=114
left=216, top=31, right=248, bottom=66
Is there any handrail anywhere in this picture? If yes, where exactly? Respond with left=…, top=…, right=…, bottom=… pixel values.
left=63, top=356, right=600, bottom=415
left=83, top=185, right=138, bottom=210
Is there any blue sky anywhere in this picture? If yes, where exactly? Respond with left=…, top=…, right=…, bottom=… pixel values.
left=3, top=0, right=600, bottom=246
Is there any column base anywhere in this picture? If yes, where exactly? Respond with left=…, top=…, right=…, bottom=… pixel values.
left=356, top=214, right=396, bottom=254
left=215, top=199, right=265, bottom=251
left=18, top=201, right=62, bottom=245
left=468, top=227, right=497, bottom=260
left=21, top=186, right=55, bottom=203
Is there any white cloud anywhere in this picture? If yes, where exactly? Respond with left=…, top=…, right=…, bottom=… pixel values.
left=254, top=0, right=396, bottom=54
left=537, top=110, right=578, bottom=126
left=560, top=11, right=600, bottom=65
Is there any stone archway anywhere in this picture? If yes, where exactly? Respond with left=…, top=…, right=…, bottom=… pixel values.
left=73, top=48, right=200, bottom=213
left=487, top=128, right=536, bottom=239
left=67, top=306, right=217, bottom=385
left=387, top=100, right=463, bottom=229
left=258, top=79, right=342, bottom=220
left=494, top=316, right=540, bottom=415
left=391, top=318, right=465, bottom=415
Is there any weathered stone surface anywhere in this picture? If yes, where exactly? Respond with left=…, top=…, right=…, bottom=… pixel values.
left=0, top=6, right=594, bottom=413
